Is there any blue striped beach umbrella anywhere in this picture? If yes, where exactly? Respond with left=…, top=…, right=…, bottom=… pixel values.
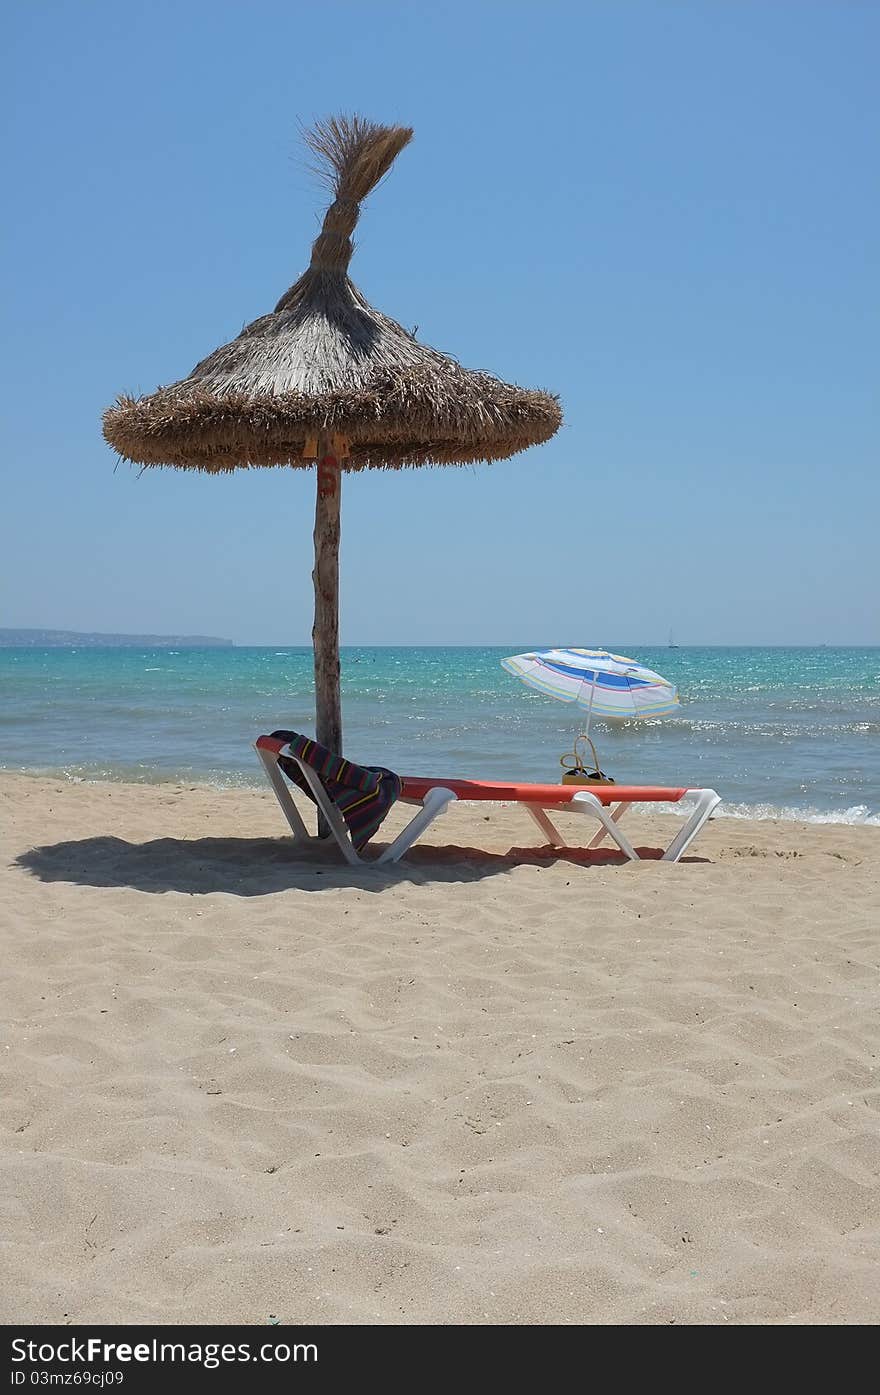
left=501, top=648, right=679, bottom=738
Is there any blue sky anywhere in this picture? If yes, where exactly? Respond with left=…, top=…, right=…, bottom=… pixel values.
left=2, top=0, right=877, bottom=645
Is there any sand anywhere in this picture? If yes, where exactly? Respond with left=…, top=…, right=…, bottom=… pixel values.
left=1, top=770, right=878, bottom=1325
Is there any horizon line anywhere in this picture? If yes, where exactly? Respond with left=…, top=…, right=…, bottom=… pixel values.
left=3, top=633, right=879, bottom=650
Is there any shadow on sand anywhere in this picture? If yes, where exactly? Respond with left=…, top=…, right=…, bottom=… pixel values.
left=11, top=833, right=706, bottom=898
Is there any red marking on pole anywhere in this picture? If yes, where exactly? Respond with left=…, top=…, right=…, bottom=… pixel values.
left=317, top=453, right=339, bottom=499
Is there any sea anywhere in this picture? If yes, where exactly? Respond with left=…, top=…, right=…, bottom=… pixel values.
left=1, top=646, right=878, bottom=825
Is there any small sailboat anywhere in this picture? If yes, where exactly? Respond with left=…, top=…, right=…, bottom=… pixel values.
left=668, top=628, right=679, bottom=649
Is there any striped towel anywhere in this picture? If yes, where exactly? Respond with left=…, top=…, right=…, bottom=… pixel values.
left=270, top=731, right=401, bottom=852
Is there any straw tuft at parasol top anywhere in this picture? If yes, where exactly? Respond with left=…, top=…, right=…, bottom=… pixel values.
left=103, top=116, right=562, bottom=753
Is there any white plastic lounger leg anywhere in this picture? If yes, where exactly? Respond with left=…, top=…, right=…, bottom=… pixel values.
left=569, top=791, right=640, bottom=861
left=255, top=743, right=456, bottom=866
left=255, top=743, right=365, bottom=864
left=660, top=789, right=721, bottom=862
left=376, top=788, right=458, bottom=865
left=292, top=758, right=365, bottom=866
left=527, top=805, right=567, bottom=847
left=256, top=745, right=312, bottom=843
left=587, top=801, right=630, bottom=850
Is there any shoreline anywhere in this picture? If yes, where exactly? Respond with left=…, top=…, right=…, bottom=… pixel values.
left=2, top=772, right=878, bottom=1324
left=2, top=765, right=878, bottom=828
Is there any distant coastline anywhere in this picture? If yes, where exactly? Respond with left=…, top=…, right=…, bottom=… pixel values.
left=0, top=629, right=234, bottom=649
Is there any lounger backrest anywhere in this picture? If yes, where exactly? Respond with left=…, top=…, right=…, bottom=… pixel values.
left=272, top=731, right=382, bottom=794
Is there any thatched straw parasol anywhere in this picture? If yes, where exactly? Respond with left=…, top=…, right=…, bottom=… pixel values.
left=104, top=116, right=562, bottom=753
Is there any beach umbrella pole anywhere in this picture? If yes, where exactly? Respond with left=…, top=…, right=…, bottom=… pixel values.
left=312, top=431, right=343, bottom=755
left=583, top=673, right=597, bottom=741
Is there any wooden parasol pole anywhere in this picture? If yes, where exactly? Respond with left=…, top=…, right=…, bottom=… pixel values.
left=312, top=431, right=343, bottom=754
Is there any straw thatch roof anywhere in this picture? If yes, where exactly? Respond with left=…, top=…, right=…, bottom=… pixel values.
left=103, top=116, right=562, bottom=472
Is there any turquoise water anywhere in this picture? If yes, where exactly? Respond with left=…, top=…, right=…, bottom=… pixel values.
left=1, top=646, right=878, bottom=823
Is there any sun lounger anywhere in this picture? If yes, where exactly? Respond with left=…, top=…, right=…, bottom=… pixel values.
left=255, top=734, right=721, bottom=866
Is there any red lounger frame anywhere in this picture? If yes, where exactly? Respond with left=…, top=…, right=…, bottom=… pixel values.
left=254, top=735, right=721, bottom=866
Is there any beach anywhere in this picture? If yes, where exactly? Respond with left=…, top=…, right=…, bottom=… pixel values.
left=2, top=770, right=878, bottom=1325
